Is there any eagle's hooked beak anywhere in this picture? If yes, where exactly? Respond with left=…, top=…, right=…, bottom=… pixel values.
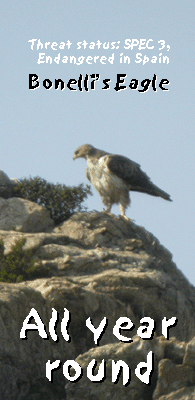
left=73, top=151, right=81, bottom=160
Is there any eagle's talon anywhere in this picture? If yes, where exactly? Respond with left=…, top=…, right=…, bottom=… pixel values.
left=122, top=215, right=130, bottom=221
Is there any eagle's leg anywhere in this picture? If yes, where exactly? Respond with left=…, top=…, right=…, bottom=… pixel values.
left=120, top=204, right=129, bottom=220
left=119, top=192, right=131, bottom=220
left=103, top=204, right=112, bottom=213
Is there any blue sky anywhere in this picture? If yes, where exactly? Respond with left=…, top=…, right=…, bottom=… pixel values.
left=1, top=1, right=195, bottom=285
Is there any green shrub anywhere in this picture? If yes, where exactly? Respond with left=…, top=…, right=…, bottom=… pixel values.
left=0, top=238, right=50, bottom=283
left=13, top=176, right=92, bottom=225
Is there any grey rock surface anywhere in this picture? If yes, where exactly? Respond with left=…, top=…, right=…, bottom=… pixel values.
left=158, top=387, right=195, bottom=400
left=183, top=336, right=195, bottom=368
left=153, top=359, right=195, bottom=399
left=0, top=170, right=16, bottom=198
left=0, top=197, right=54, bottom=232
left=0, top=210, right=195, bottom=399
left=66, top=335, right=162, bottom=400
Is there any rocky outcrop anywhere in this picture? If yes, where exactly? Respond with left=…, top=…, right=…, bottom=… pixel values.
left=0, top=210, right=195, bottom=400
left=0, top=170, right=16, bottom=198
left=0, top=197, right=54, bottom=232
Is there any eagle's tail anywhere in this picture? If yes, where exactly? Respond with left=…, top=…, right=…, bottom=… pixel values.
left=149, top=184, right=172, bottom=201
left=141, top=183, right=172, bottom=201
left=131, top=181, right=172, bottom=201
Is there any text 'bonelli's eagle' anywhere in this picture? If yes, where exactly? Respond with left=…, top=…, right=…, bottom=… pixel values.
left=73, top=144, right=172, bottom=219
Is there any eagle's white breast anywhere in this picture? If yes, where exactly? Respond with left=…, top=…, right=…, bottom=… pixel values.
left=87, top=155, right=128, bottom=203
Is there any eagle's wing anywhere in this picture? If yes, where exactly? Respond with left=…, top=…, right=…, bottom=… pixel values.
left=106, top=154, right=147, bottom=188
left=106, top=154, right=172, bottom=201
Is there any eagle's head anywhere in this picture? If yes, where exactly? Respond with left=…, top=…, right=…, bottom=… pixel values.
left=73, top=144, right=96, bottom=160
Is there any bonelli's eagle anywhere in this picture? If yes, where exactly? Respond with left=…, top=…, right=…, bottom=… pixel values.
left=73, top=144, right=172, bottom=219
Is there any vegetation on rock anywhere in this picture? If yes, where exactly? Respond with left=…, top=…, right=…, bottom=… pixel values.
left=13, top=176, right=92, bottom=225
left=0, top=238, right=50, bottom=283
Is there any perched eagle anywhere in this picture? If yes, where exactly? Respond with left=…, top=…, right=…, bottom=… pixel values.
left=73, top=144, right=172, bottom=218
